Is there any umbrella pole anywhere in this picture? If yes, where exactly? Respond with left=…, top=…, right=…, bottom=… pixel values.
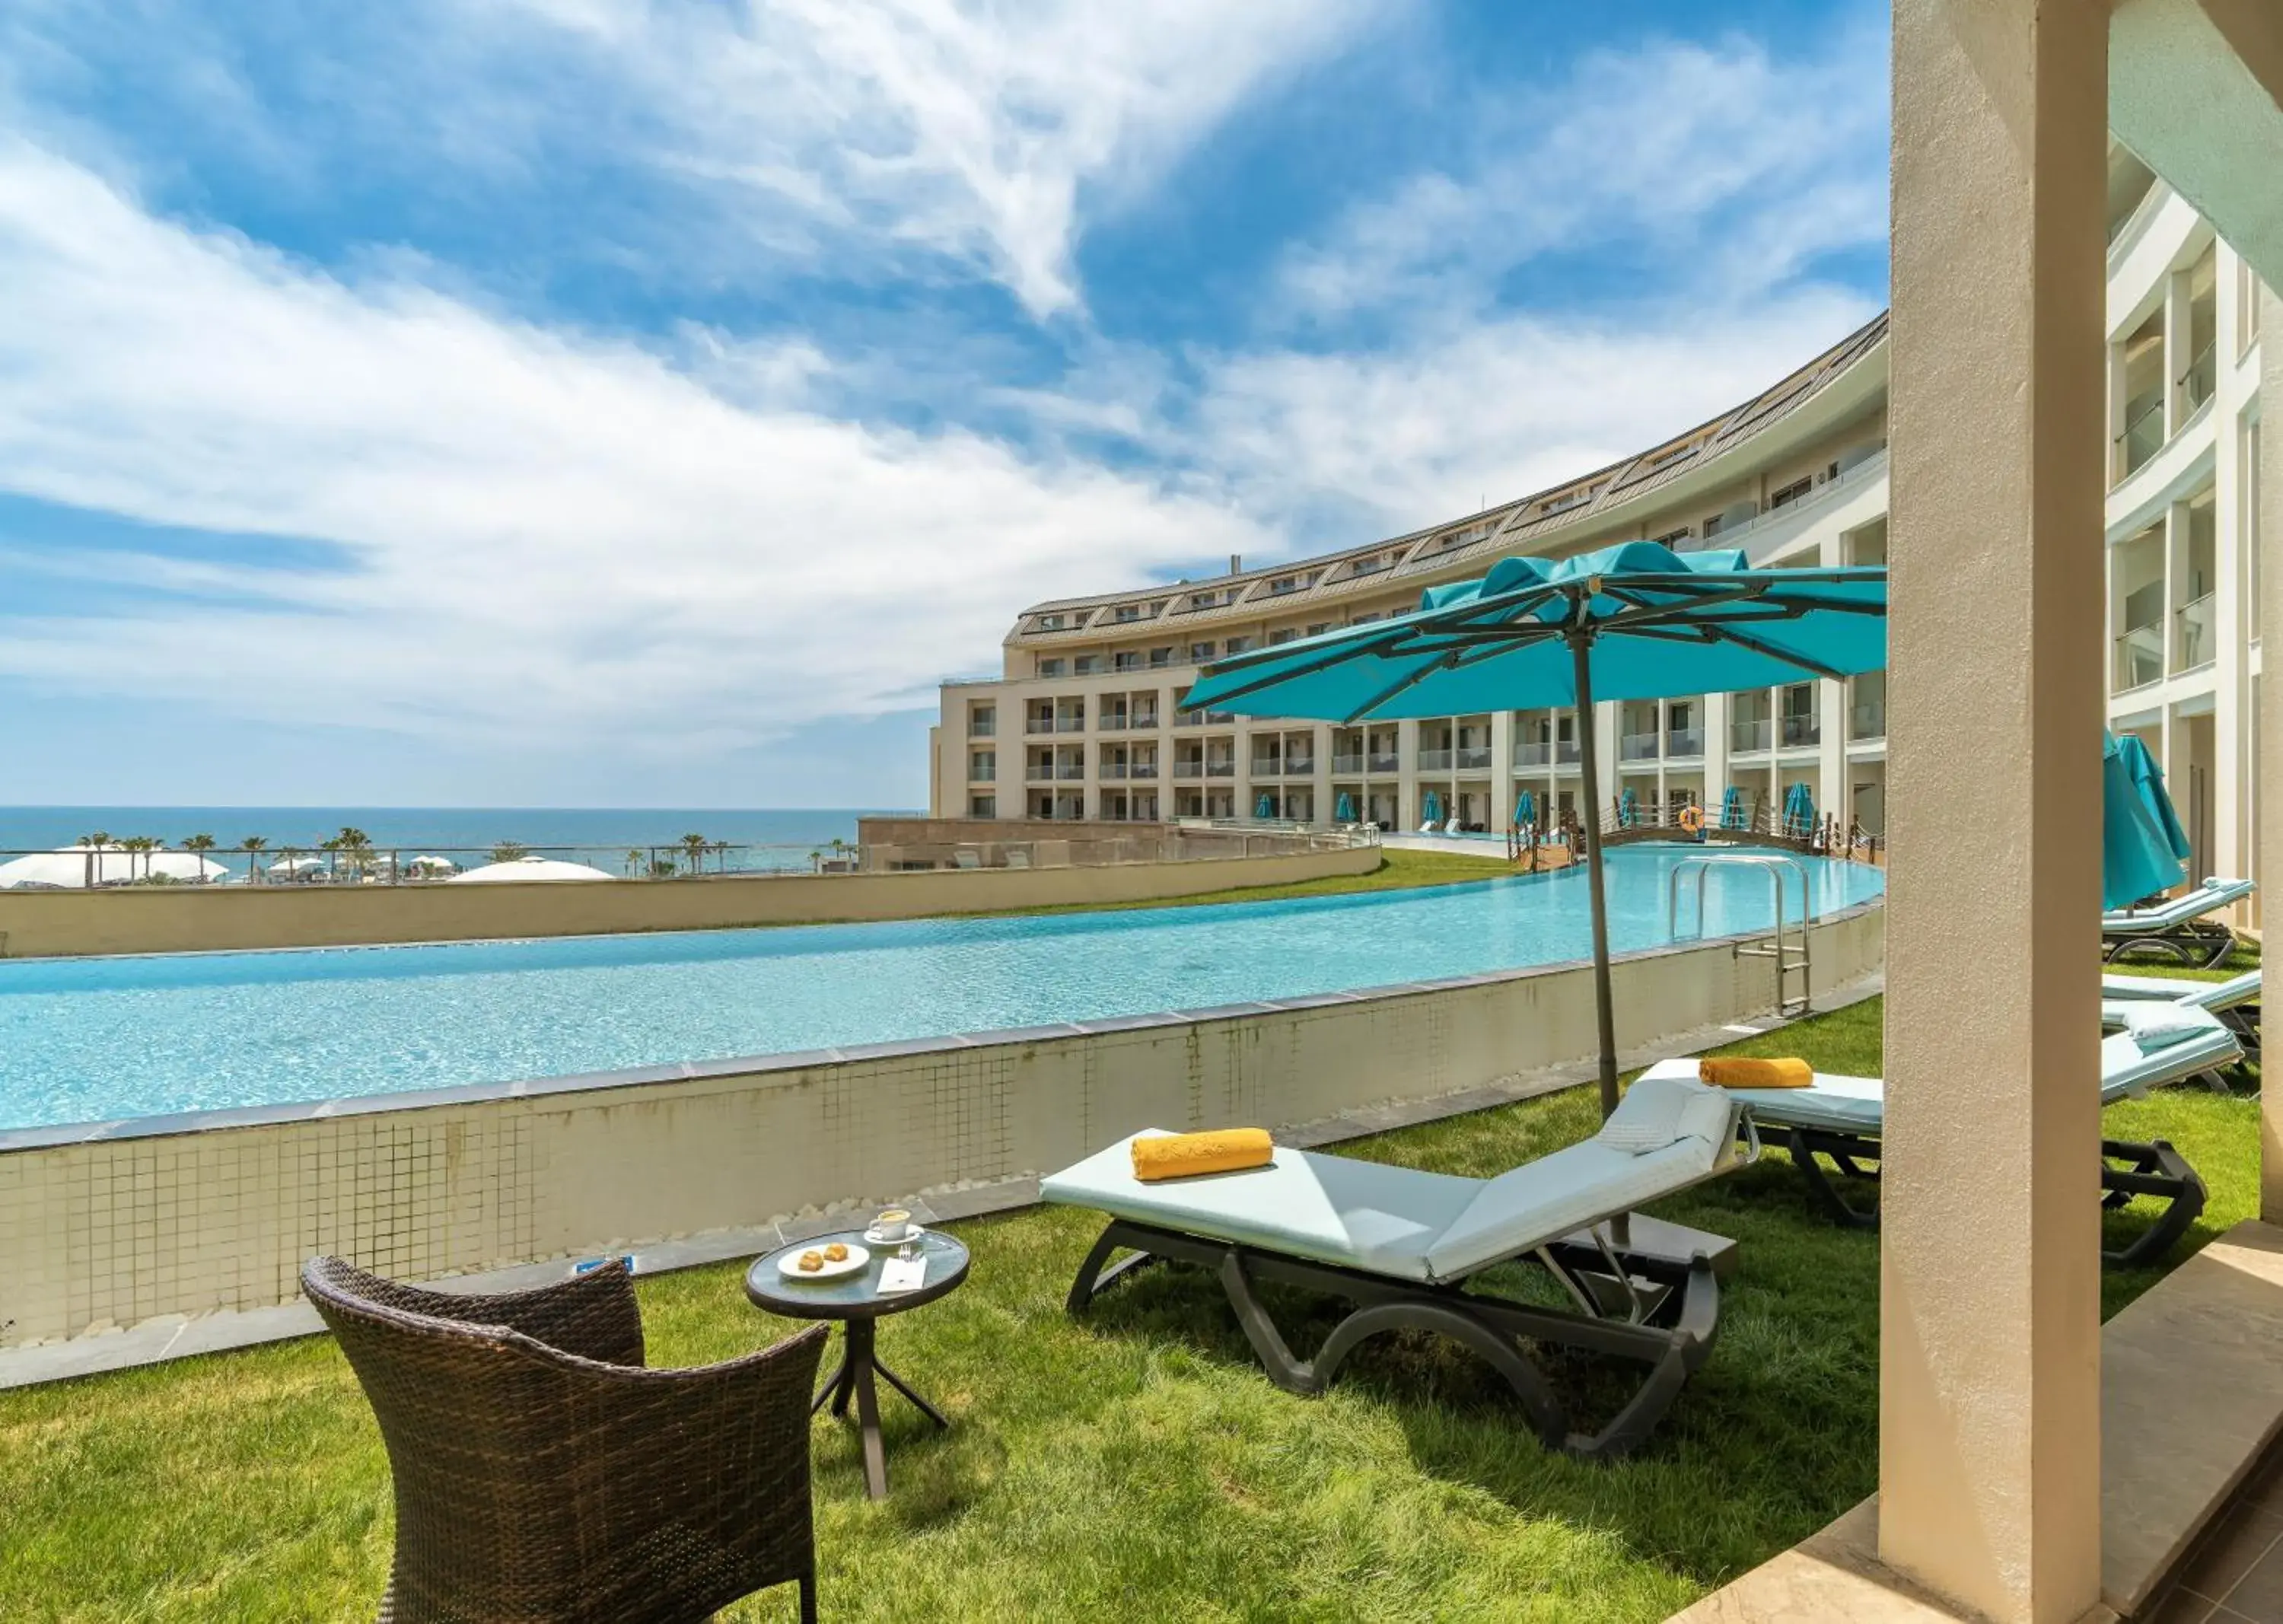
left=1569, top=631, right=1621, bottom=1119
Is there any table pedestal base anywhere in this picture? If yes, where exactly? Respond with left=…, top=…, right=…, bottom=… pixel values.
left=812, top=1317, right=949, bottom=1499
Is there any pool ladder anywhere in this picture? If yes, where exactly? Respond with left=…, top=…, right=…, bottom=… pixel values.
left=1666, top=853, right=1813, bottom=1018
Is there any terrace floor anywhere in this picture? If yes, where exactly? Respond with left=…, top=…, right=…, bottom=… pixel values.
left=0, top=960, right=2261, bottom=1622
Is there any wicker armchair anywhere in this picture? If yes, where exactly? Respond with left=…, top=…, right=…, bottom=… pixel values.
left=304, top=1256, right=828, bottom=1624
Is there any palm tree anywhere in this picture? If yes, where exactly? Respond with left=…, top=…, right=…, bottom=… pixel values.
left=319, top=836, right=342, bottom=881
left=279, top=845, right=304, bottom=884
left=181, top=833, right=217, bottom=884
left=78, top=831, right=113, bottom=888
left=120, top=835, right=158, bottom=883
left=623, top=848, right=644, bottom=878
left=239, top=836, right=269, bottom=884
left=491, top=840, right=530, bottom=865
left=680, top=833, right=708, bottom=876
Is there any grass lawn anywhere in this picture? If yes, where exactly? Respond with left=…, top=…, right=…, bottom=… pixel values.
left=993, top=845, right=1517, bottom=919
left=0, top=968, right=2259, bottom=1621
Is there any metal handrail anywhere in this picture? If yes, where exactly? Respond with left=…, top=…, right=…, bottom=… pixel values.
left=1667, top=852, right=1814, bottom=1016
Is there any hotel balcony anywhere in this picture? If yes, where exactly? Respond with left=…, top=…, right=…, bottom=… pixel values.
left=2114, top=393, right=2164, bottom=481
left=1666, top=726, right=1705, bottom=758
left=1331, top=753, right=1365, bottom=774
left=2175, top=593, right=2215, bottom=673
left=1455, top=747, right=1492, bottom=772
left=2115, top=622, right=2165, bottom=692
left=1514, top=741, right=1552, bottom=768
left=1130, top=763, right=1158, bottom=779
left=1850, top=702, right=1887, bottom=742
left=1416, top=749, right=1454, bottom=771
left=1556, top=740, right=1581, bottom=765
left=1055, top=764, right=1085, bottom=781
left=1368, top=752, right=1401, bottom=773
left=969, top=719, right=995, bottom=738
left=1286, top=756, right=1317, bottom=776
left=1249, top=760, right=1282, bottom=779
left=1172, top=762, right=1204, bottom=781
left=1731, top=718, right=1773, bottom=754
left=1619, top=731, right=1661, bottom=763
left=1097, top=715, right=1129, bottom=731
left=1205, top=761, right=1236, bottom=778
left=1100, top=763, right=1129, bottom=779
left=1778, top=715, right=1820, bottom=749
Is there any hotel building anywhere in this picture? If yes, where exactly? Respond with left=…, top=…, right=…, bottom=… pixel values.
left=931, top=151, right=2266, bottom=915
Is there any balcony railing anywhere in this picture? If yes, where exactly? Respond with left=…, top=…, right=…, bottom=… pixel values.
left=1173, top=763, right=1204, bottom=781
left=1779, top=715, right=1821, bottom=748
left=1665, top=727, right=1705, bottom=758
left=1026, top=765, right=1056, bottom=782
left=1056, top=764, right=1086, bottom=781
left=1130, top=763, right=1158, bottom=779
left=2114, top=623, right=2164, bottom=692
left=1287, top=756, right=1315, bottom=776
left=1456, top=746, right=1492, bottom=770
left=1368, top=752, right=1401, bottom=773
left=1205, top=762, right=1236, bottom=778
left=2180, top=342, right=2218, bottom=414
left=1619, top=731, right=1661, bottom=762
left=1249, top=761, right=1282, bottom=779
left=1174, top=711, right=1203, bottom=728
left=1331, top=753, right=1365, bottom=774
left=1731, top=718, right=1772, bottom=753
left=1849, top=702, right=1887, bottom=741
left=1132, top=712, right=1160, bottom=730
left=1514, top=741, right=1552, bottom=768
left=969, top=720, right=996, bottom=737
left=1415, top=749, right=1454, bottom=771
left=2116, top=394, right=2164, bottom=480
left=1556, top=740, right=1581, bottom=764
left=2175, top=593, right=2215, bottom=672
left=1100, top=763, right=1128, bottom=779
left=1097, top=715, right=1129, bottom=731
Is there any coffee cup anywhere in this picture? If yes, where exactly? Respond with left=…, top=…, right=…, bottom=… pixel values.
left=873, top=1208, right=912, bottom=1242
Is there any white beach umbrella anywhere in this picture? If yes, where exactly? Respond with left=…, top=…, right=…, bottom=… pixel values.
left=406, top=854, right=460, bottom=874
left=444, top=856, right=617, bottom=884
left=0, top=845, right=229, bottom=889
left=268, top=856, right=326, bottom=876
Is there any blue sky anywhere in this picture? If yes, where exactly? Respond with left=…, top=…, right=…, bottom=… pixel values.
left=0, top=0, right=1890, bottom=808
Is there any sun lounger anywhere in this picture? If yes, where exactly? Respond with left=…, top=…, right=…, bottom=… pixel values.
left=1041, top=1077, right=1756, bottom=1460
left=1636, top=1017, right=2243, bottom=1268
left=2100, top=969, right=2260, bottom=1072
left=2103, top=876, right=2254, bottom=968
left=952, top=849, right=982, bottom=870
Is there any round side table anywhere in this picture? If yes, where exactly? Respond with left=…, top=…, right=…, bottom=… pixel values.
left=745, top=1229, right=971, bottom=1500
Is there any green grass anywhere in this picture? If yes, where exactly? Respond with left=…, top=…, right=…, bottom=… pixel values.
left=990, top=846, right=1517, bottom=919
left=0, top=976, right=2260, bottom=1622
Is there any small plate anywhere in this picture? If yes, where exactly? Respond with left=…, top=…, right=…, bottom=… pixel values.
left=864, top=1224, right=925, bottom=1247
left=777, top=1242, right=870, bottom=1282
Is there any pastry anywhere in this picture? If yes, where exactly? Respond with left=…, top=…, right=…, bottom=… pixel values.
left=797, top=1250, right=824, bottom=1272
left=823, top=1243, right=849, bottom=1262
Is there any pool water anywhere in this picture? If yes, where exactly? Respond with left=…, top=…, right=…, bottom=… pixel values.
left=0, top=845, right=1883, bottom=1129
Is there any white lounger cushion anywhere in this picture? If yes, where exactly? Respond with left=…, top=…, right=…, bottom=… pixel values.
left=2101, top=969, right=2260, bottom=1011
left=1637, top=1017, right=2242, bottom=1138
left=2103, top=877, right=2255, bottom=931
left=1040, top=1081, right=1743, bottom=1286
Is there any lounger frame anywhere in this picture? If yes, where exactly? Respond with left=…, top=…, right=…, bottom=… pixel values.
left=1762, top=1124, right=2204, bottom=1268
left=2103, top=920, right=2240, bottom=970
left=1064, top=1215, right=1721, bottom=1461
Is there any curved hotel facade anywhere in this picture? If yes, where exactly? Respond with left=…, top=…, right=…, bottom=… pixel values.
left=932, top=151, right=2266, bottom=917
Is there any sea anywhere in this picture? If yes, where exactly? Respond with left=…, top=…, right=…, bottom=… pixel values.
left=0, top=807, right=907, bottom=880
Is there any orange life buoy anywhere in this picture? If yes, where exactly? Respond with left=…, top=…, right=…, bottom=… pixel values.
left=1677, top=804, right=1705, bottom=834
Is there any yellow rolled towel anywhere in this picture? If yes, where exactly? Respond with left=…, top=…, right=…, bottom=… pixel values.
left=1699, top=1056, right=1814, bottom=1090
left=1132, top=1129, right=1274, bottom=1182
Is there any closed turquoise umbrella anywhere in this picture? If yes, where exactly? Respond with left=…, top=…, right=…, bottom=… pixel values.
left=1784, top=782, right=1816, bottom=839
left=1186, top=540, right=1886, bottom=1114
left=1335, top=791, right=1356, bottom=823
left=1515, top=790, right=1536, bottom=826
left=1422, top=789, right=1444, bottom=824
left=2104, top=732, right=2190, bottom=908
left=1721, top=785, right=1747, bottom=830
left=1619, top=786, right=1639, bottom=828
left=1255, top=792, right=1275, bottom=820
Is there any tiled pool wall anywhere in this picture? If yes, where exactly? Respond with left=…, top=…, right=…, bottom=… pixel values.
left=0, top=902, right=1882, bottom=1349
left=0, top=839, right=1379, bottom=960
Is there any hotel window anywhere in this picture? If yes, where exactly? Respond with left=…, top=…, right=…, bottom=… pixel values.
left=1037, top=613, right=1066, bottom=631
left=1650, top=527, right=1692, bottom=547
left=1038, top=657, right=1065, bottom=677
left=1702, top=512, right=1727, bottom=537
left=1074, top=654, right=1103, bottom=674
left=1351, top=554, right=1389, bottom=575
left=968, top=703, right=995, bottom=737
left=1189, top=640, right=1215, bottom=661
left=1268, top=629, right=1296, bottom=645
left=1269, top=575, right=1297, bottom=595
left=1148, top=646, right=1174, bottom=667
left=1224, top=635, right=1256, bottom=654
left=969, top=750, right=996, bottom=781
left=1350, top=611, right=1380, bottom=626
left=1306, top=622, right=1330, bottom=637
left=1769, top=476, right=1813, bottom=510
left=968, top=794, right=997, bottom=818
left=1113, top=651, right=1140, bottom=671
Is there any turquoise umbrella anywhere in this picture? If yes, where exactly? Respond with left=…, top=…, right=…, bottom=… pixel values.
left=1784, top=782, right=1816, bottom=839
left=1255, top=792, right=1275, bottom=820
left=1335, top=791, right=1356, bottom=823
left=1515, top=790, right=1536, bottom=826
left=2104, top=732, right=2190, bottom=908
left=1185, top=540, right=1887, bottom=1114
left=1721, top=785, right=1748, bottom=830
left=1619, top=786, right=1639, bottom=828
left=1422, top=789, right=1444, bottom=825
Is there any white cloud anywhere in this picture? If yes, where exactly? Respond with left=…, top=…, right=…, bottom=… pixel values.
left=0, top=140, right=1273, bottom=747
left=490, top=0, right=1387, bottom=319
left=1272, top=21, right=1888, bottom=326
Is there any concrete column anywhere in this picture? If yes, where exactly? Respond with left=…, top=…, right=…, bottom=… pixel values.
left=1396, top=718, right=1420, bottom=830
left=2259, top=280, right=2283, bottom=1221
left=1592, top=700, right=1619, bottom=826
left=1311, top=722, right=1333, bottom=830
left=1884, top=3, right=2108, bottom=1620
left=1705, top=690, right=1733, bottom=812
left=2212, top=248, right=2251, bottom=882
left=2107, top=339, right=2132, bottom=485
left=1492, top=710, right=1517, bottom=832
left=2165, top=265, right=2195, bottom=435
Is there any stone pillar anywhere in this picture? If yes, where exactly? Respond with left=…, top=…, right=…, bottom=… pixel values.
left=1883, top=3, right=2109, bottom=1620
left=1396, top=718, right=1420, bottom=830
left=2164, top=264, right=2195, bottom=436
left=2210, top=249, right=2248, bottom=888
left=2260, top=280, right=2283, bottom=1221
left=1492, top=710, right=1517, bottom=832
left=1705, top=690, right=1733, bottom=814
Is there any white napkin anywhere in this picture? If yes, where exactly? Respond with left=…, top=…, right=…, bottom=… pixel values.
left=878, top=1254, right=928, bottom=1294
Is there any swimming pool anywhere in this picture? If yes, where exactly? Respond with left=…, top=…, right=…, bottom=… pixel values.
left=0, top=845, right=1883, bottom=1130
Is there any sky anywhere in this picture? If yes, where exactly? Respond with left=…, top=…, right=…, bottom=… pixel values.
left=0, top=1, right=1891, bottom=810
